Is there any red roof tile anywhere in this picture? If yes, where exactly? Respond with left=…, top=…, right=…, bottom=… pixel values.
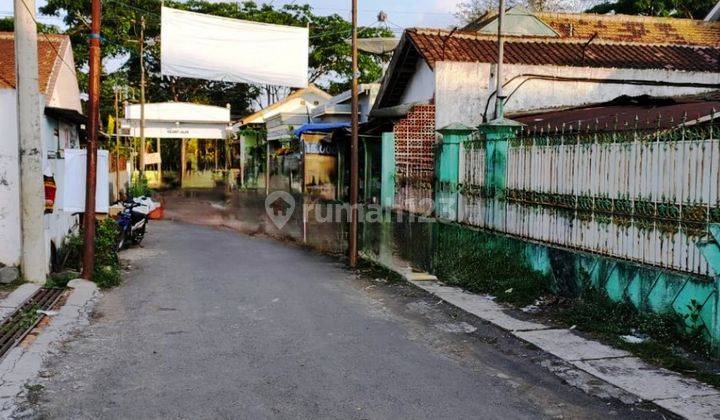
left=0, top=32, right=68, bottom=94
left=407, top=29, right=720, bottom=72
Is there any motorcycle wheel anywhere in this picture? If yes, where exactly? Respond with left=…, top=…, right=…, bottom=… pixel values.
left=117, top=230, right=127, bottom=251
left=132, top=224, right=146, bottom=245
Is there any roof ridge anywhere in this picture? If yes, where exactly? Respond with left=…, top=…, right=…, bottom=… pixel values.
left=534, top=11, right=720, bottom=25
left=411, top=28, right=720, bottom=49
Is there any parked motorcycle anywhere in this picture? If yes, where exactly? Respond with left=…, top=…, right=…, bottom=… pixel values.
left=116, top=199, right=149, bottom=250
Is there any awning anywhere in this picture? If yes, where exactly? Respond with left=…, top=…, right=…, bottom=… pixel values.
left=44, top=107, right=87, bottom=125
left=293, top=122, right=350, bottom=137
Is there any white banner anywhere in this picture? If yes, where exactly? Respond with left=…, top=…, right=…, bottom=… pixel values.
left=161, top=7, right=309, bottom=88
left=62, top=149, right=110, bottom=213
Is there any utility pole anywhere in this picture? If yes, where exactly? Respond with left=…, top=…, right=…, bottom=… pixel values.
left=81, top=0, right=102, bottom=280
left=114, top=87, right=121, bottom=200
left=14, top=0, right=47, bottom=283
left=494, top=0, right=506, bottom=120
left=139, top=16, right=146, bottom=175
left=348, top=0, right=359, bottom=268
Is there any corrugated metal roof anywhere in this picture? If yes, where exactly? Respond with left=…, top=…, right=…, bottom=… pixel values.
left=513, top=93, right=720, bottom=132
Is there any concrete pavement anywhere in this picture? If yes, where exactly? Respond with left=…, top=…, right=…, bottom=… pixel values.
left=28, top=221, right=667, bottom=419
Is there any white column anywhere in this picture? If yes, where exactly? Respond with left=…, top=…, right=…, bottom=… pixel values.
left=14, top=0, right=47, bottom=283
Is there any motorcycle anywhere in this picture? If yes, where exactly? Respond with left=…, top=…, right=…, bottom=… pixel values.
left=116, top=199, right=149, bottom=250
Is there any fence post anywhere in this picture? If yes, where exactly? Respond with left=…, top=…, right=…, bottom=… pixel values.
left=477, top=119, right=523, bottom=199
left=381, top=132, right=395, bottom=209
left=436, top=123, right=474, bottom=221
left=697, top=224, right=720, bottom=354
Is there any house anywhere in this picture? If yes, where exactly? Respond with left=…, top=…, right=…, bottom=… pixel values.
left=232, top=85, right=331, bottom=189
left=0, top=32, right=86, bottom=271
left=236, top=84, right=332, bottom=142
left=369, top=10, right=720, bottom=211
left=310, top=84, right=380, bottom=124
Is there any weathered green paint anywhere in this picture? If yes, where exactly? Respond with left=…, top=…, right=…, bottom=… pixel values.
left=381, top=132, right=396, bottom=209
left=435, top=124, right=474, bottom=221
left=477, top=119, right=523, bottom=197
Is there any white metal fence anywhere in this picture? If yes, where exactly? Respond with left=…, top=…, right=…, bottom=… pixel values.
left=457, top=121, right=719, bottom=277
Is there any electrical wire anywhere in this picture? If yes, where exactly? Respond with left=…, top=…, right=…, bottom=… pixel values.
left=17, top=0, right=78, bottom=76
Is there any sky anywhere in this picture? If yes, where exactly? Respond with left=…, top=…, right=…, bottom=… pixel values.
left=0, top=0, right=464, bottom=30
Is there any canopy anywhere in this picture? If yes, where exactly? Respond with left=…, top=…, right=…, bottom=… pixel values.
left=294, top=122, right=350, bottom=137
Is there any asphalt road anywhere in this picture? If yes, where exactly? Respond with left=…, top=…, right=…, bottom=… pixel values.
left=31, top=221, right=664, bottom=419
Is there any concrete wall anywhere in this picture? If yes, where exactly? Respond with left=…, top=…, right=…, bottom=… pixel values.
left=45, top=43, right=82, bottom=113
left=434, top=61, right=720, bottom=128
left=400, top=60, right=435, bottom=105
left=0, top=89, right=80, bottom=270
left=0, top=90, right=22, bottom=267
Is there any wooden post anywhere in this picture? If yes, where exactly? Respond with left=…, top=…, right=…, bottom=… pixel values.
left=81, top=0, right=102, bottom=280
left=348, top=0, right=359, bottom=267
left=157, top=138, right=162, bottom=187
left=180, top=138, right=186, bottom=188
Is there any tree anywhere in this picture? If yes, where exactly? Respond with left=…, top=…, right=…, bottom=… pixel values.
left=585, top=0, right=716, bottom=18
left=0, top=17, right=60, bottom=33
left=456, top=0, right=589, bottom=23
left=39, top=0, right=391, bottom=123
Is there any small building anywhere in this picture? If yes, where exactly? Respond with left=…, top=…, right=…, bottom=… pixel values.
left=369, top=10, right=720, bottom=211
left=120, top=102, right=233, bottom=189
left=310, top=84, right=380, bottom=124
left=0, top=32, right=87, bottom=271
left=232, top=85, right=332, bottom=190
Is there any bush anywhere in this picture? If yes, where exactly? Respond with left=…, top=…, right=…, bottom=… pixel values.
left=62, top=218, right=121, bottom=289
left=129, top=173, right=153, bottom=198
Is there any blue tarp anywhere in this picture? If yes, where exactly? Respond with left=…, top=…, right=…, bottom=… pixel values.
left=293, top=122, right=350, bottom=137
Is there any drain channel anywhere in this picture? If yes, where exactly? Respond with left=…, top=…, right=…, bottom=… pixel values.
left=0, top=288, right=65, bottom=359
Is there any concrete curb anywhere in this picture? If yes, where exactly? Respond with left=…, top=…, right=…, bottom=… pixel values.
left=0, top=279, right=100, bottom=417
left=380, top=262, right=720, bottom=419
left=0, top=284, right=41, bottom=320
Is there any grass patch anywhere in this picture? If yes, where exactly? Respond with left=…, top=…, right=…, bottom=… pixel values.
left=357, top=258, right=406, bottom=284
left=434, top=224, right=552, bottom=306
left=556, top=285, right=720, bottom=388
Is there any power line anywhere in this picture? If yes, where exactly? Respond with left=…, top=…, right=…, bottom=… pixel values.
left=17, top=0, right=77, bottom=76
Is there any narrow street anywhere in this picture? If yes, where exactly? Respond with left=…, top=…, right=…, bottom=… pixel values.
left=32, top=221, right=662, bottom=419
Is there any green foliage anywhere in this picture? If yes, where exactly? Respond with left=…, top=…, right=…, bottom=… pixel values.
left=586, top=0, right=716, bottom=19
left=434, top=223, right=552, bottom=306
left=0, top=17, right=60, bottom=33
left=557, top=284, right=719, bottom=387
left=40, top=0, right=391, bottom=124
left=63, top=219, right=122, bottom=289
left=129, top=173, right=153, bottom=198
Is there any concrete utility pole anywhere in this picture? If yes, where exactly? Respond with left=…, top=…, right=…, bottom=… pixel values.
left=139, top=16, right=146, bottom=175
left=81, top=0, right=102, bottom=280
left=14, top=0, right=47, bottom=283
left=494, top=0, right=506, bottom=120
left=348, top=0, right=359, bottom=268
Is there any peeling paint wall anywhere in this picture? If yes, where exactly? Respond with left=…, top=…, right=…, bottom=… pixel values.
left=433, top=61, right=720, bottom=129
left=0, top=90, right=22, bottom=266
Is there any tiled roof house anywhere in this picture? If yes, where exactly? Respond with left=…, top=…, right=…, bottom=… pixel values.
left=0, top=32, right=85, bottom=270
left=373, top=9, right=720, bottom=129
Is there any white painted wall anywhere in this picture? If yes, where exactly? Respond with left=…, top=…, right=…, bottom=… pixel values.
left=399, top=59, right=435, bottom=105
left=434, top=61, right=720, bottom=128
left=0, top=88, right=81, bottom=270
left=45, top=44, right=82, bottom=113
left=0, top=90, right=22, bottom=267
